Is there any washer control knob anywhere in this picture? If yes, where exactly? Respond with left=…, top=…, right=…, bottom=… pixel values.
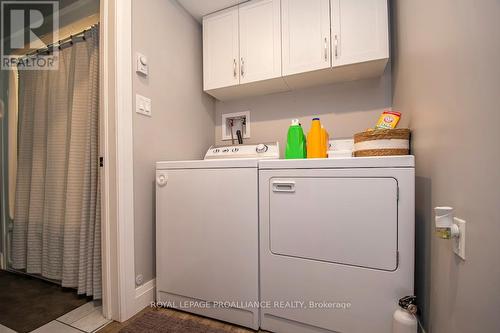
left=256, top=144, right=268, bottom=153
left=156, top=173, right=168, bottom=187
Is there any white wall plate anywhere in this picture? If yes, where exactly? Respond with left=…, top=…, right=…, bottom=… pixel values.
left=222, top=111, right=250, bottom=141
left=136, top=52, right=148, bottom=75
left=453, top=217, right=466, bottom=260
left=136, top=94, right=151, bottom=117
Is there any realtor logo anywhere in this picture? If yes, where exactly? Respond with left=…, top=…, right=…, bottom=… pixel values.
left=1, top=1, right=59, bottom=70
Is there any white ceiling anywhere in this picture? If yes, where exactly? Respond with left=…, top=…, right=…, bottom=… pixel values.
left=177, top=0, right=248, bottom=22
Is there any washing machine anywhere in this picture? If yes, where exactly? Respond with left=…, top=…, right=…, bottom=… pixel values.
left=258, top=156, right=415, bottom=333
left=155, top=143, right=278, bottom=330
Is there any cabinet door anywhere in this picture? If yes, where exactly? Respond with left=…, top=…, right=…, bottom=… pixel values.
left=203, top=7, right=239, bottom=90
left=239, top=0, right=281, bottom=84
left=282, top=0, right=331, bottom=76
left=331, top=0, right=389, bottom=67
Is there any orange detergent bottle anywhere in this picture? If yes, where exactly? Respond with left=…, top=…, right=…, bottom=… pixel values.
left=307, top=118, right=329, bottom=158
left=321, top=126, right=329, bottom=158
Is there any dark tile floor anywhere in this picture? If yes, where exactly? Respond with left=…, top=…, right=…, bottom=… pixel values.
left=0, top=269, right=89, bottom=333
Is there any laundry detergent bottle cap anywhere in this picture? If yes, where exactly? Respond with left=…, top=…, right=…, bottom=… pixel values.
left=285, top=119, right=307, bottom=159
left=307, top=118, right=325, bottom=158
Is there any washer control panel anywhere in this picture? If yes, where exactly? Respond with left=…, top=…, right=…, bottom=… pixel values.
left=204, top=142, right=279, bottom=160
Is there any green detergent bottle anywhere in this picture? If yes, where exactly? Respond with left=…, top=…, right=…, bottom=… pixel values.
left=285, top=119, right=307, bottom=159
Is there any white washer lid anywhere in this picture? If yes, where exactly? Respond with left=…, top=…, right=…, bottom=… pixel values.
left=156, top=158, right=259, bottom=170
left=258, top=155, right=415, bottom=169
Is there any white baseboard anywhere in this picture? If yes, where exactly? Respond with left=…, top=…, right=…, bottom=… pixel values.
left=132, top=278, right=156, bottom=316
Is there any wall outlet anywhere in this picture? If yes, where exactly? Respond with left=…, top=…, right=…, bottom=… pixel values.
left=453, top=217, right=466, bottom=260
left=222, top=111, right=250, bottom=141
left=136, top=94, right=151, bottom=117
left=135, top=274, right=144, bottom=286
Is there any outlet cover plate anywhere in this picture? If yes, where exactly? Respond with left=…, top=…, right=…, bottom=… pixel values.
left=453, top=217, right=466, bottom=260
left=222, top=111, right=250, bottom=141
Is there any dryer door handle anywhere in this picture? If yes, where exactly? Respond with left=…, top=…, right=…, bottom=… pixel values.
left=272, top=181, right=296, bottom=193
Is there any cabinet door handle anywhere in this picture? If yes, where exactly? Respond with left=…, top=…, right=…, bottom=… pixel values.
left=240, top=57, right=245, bottom=77
left=233, top=58, right=237, bottom=78
left=334, top=35, right=339, bottom=58
left=324, top=37, right=328, bottom=61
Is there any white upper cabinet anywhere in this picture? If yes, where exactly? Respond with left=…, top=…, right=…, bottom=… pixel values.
left=282, top=0, right=331, bottom=76
left=331, top=0, right=389, bottom=67
left=202, top=0, right=389, bottom=100
left=239, top=0, right=282, bottom=84
left=203, top=7, right=240, bottom=90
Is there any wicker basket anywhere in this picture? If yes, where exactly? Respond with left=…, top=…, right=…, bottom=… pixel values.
left=353, top=128, right=410, bottom=157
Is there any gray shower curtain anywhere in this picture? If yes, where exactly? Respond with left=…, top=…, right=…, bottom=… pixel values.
left=11, top=26, right=101, bottom=299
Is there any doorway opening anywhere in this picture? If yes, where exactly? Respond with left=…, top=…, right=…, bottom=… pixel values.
left=0, top=1, right=109, bottom=332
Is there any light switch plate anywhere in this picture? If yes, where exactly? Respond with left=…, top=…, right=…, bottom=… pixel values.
left=136, top=94, right=151, bottom=117
left=453, top=217, right=466, bottom=260
left=136, top=52, right=148, bottom=75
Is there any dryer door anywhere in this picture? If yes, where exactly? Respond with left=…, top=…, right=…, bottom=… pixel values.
left=269, top=177, right=398, bottom=271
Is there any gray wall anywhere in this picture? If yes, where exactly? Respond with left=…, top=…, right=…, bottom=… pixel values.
left=215, top=67, right=396, bottom=157
left=132, top=0, right=215, bottom=283
left=392, top=0, right=500, bottom=332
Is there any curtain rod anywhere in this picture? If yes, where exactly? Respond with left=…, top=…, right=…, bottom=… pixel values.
left=17, top=23, right=99, bottom=61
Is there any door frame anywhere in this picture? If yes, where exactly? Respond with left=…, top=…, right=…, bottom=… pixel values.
left=100, top=0, right=115, bottom=320
left=104, top=0, right=137, bottom=321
